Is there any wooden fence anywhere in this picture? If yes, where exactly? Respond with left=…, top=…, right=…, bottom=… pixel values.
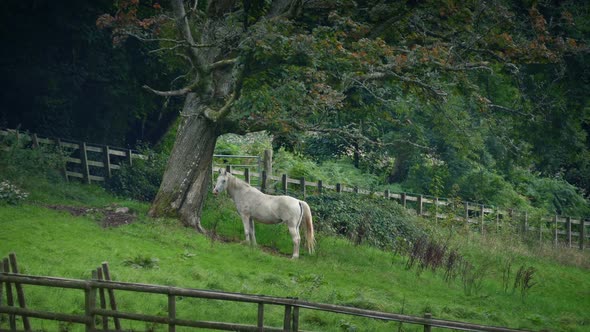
left=0, top=128, right=142, bottom=184
left=217, top=166, right=589, bottom=251
left=2, top=128, right=588, bottom=250
left=0, top=253, right=530, bottom=332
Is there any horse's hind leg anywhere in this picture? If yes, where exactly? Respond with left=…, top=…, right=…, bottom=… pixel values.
left=287, top=222, right=301, bottom=259
left=248, top=217, right=257, bottom=246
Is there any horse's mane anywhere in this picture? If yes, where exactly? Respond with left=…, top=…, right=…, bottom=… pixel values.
left=228, top=172, right=252, bottom=189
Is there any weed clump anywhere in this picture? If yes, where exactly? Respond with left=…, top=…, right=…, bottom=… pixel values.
left=513, top=265, right=537, bottom=300
left=122, top=255, right=160, bottom=269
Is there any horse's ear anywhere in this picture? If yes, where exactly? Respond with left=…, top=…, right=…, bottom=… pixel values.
left=218, top=168, right=224, bottom=174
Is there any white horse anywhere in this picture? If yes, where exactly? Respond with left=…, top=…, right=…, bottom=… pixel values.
left=213, top=169, right=315, bottom=259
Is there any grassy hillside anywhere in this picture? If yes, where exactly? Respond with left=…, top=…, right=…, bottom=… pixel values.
left=0, top=181, right=589, bottom=331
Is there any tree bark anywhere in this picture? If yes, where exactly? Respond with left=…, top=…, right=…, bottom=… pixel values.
left=148, top=93, right=219, bottom=231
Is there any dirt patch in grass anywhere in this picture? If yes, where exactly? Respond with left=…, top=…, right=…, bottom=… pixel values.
left=46, top=204, right=137, bottom=228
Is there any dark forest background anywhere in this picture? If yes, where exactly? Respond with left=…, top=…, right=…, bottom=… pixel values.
left=0, top=0, right=180, bottom=147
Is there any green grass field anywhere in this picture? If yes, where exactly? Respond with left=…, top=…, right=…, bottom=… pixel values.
left=0, top=182, right=589, bottom=331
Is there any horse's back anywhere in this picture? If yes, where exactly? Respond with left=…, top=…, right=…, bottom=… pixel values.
left=247, top=193, right=302, bottom=224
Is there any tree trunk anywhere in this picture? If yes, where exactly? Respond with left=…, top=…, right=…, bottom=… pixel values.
left=148, top=93, right=219, bottom=231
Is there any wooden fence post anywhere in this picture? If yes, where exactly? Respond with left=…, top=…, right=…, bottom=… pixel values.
left=336, top=183, right=341, bottom=194
left=2, top=257, right=16, bottom=330
left=0, top=260, right=4, bottom=317
left=539, top=218, right=544, bottom=244
left=96, top=267, right=108, bottom=330
left=434, top=197, right=439, bottom=223
left=127, top=149, right=133, bottom=166
left=401, top=192, right=407, bottom=208
left=480, top=205, right=485, bottom=235
left=56, top=138, right=69, bottom=182
left=261, top=171, right=267, bottom=193
left=384, top=189, right=390, bottom=199
left=423, top=313, right=432, bottom=332
left=31, top=133, right=39, bottom=148
left=580, top=219, right=586, bottom=250
left=263, top=149, right=272, bottom=177
left=417, top=195, right=424, bottom=215
left=464, top=202, right=469, bottom=225
left=257, top=303, right=264, bottom=331
left=244, top=168, right=251, bottom=184
left=79, top=142, right=90, bottom=184
left=8, top=253, right=30, bottom=330
left=282, top=174, right=288, bottom=194
left=521, top=212, right=528, bottom=239
left=566, top=217, right=572, bottom=248
left=101, top=262, right=121, bottom=330
left=168, top=294, right=176, bottom=332
left=554, top=215, right=558, bottom=247
left=283, top=305, right=292, bottom=331
left=318, top=180, right=323, bottom=195
left=292, top=306, right=300, bottom=331
left=103, top=146, right=112, bottom=179
left=260, top=149, right=272, bottom=192
left=300, top=177, right=306, bottom=198
left=84, top=281, right=97, bottom=332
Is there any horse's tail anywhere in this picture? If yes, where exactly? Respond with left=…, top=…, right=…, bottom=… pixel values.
left=299, top=201, right=316, bottom=254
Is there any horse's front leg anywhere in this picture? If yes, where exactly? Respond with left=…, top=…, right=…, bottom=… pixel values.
left=240, top=214, right=255, bottom=246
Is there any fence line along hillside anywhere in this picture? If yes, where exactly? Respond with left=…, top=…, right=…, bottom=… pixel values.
left=2, top=128, right=588, bottom=250
left=0, top=128, right=143, bottom=184
left=0, top=253, right=530, bottom=332
left=215, top=166, right=589, bottom=251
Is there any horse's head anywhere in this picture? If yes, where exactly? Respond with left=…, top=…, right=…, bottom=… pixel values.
left=213, top=169, right=230, bottom=196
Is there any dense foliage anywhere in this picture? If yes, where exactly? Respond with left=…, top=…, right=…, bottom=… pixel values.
left=104, top=147, right=167, bottom=201
left=307, top=192, right=423, bottom=250
left=225, top=0, right=590, bottom=216
left=0, top=135, right=65, bottom=186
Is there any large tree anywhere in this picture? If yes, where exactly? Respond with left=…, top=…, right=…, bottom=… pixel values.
left=98, top=0, right=586, bottom=229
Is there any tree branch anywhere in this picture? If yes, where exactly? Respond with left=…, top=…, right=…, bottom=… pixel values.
left=170, top=0, right=207, bottom=72
left=488, top=103, right=532, bottom=118
left=143, top=84, right=196, bottom=96
left=357, top=70, right=448, bottom=98
left=433, top=61, right=493, bottom=73
left=204, top=93, right=236, bottom=121
left=208, top=58, right=238, bottom=72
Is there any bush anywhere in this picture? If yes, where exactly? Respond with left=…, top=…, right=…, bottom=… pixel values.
left=307, top=193, right=423, bottom=250
left=104, top=147, right=167, bottom=201
left=215, top=132, right=273, bottom=157
left=0, top=180, right=29, bottom=205
left=0, top=134, right=66, bottom=183
left=456, top=169, right=527, bottom=208
left=509, top=168, right=590, bottom=217
left=273, top=149, right=381, bottom=189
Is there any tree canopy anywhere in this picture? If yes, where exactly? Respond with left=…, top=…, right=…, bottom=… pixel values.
left=2, top=0, right=588, bottom=223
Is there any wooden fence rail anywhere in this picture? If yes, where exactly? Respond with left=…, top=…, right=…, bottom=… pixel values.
left=0, top=254, right=530, bottom=332
left=0, top=128, right=141, bottom=184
